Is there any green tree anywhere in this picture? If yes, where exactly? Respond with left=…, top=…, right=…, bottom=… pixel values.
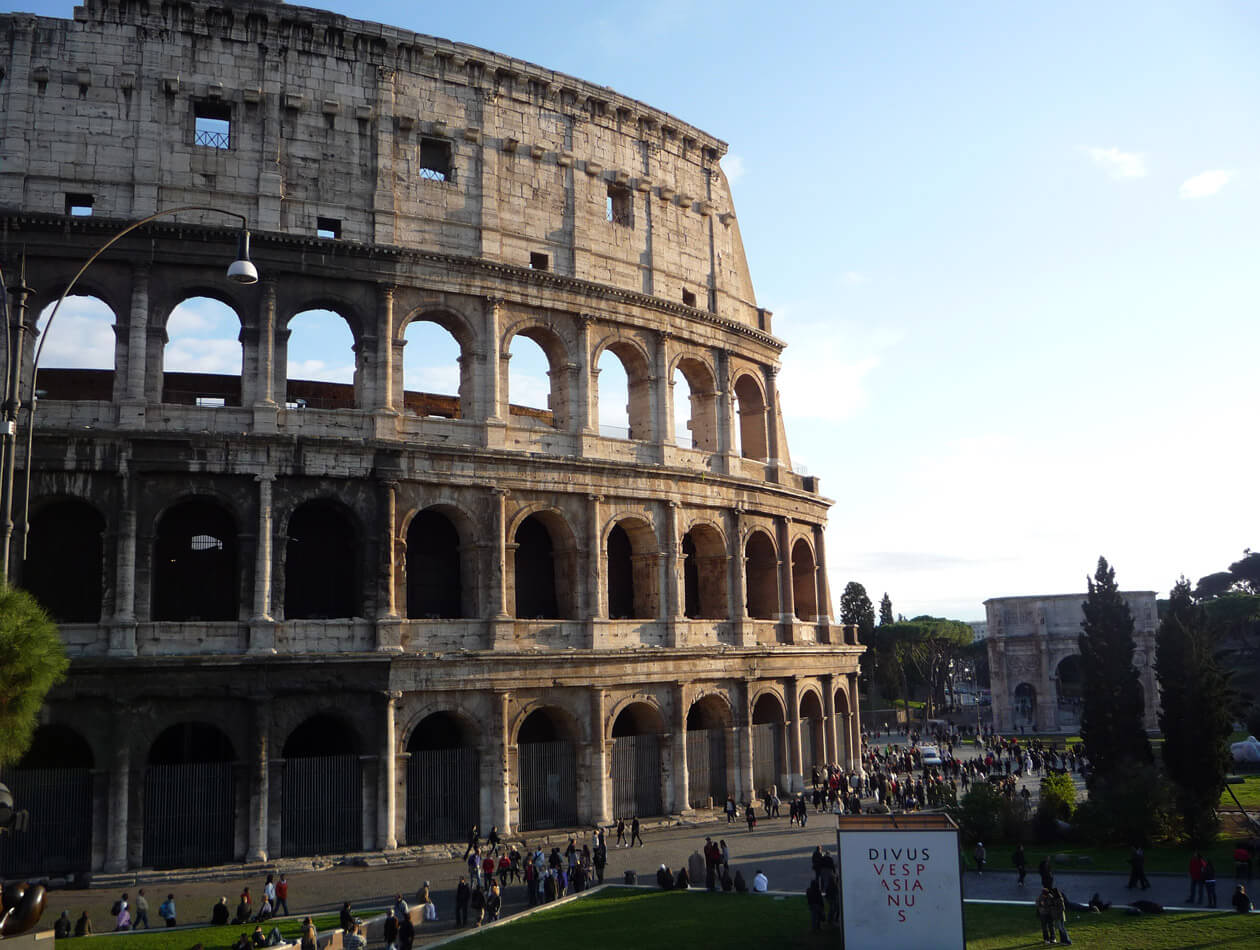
left=840, top=582, right=876, bottom=643
left=0, top=587, right=67, bottom=766
left=1155, top=577, right=1236, bottom=846
left=878, top=592, right=894, bottom=626
left=869, top=617, right=972, bottom=723
left=1078, top=556, right=1152, bottom=789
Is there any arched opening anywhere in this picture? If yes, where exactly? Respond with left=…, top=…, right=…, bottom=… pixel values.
left=611, top=702, right=665, bottom=819
left=0, top=725, right=94, bottom=877
left=834, top=689, right=851, bottom=765
left=517, top=707, right=578, bottom=830
left=281, top=714, right=362, bottom=856
left=733, top=373, right=767, bottom=461
left=406, top=712, right=480, bottom=845
left=595, top=348, right=630, bottom=438
left=744, top=531, right=779, bottom=620
left=152, top=498, right=239, bottom=621
left=751, top=693, right=787, bottom=794
left=512, top=512, right=577, bottom=620
left=791, top=539, right=818, bottom=622
left=1012, top=682, right=1036, bottom=729
left=606, top=518, right=658, bottom=620
left=682, top=524, right=728, bottom=620
left=405, top=509, right=465, bottom=619
left=24, top=499, right=104, bottom=622
left=285, top=500, right=360, bottom=619
left=1055, top=655, right=1083, bottom=728
left=285, top=309, right=357, bottom=409
left=35, top=295, right=116, bottom=401
left=143, top=723, right=236, bottom=869
left=163, top=297, right=242, bottom=406
left=799, top=690, right=825, bottom=777
left=686, top=695, right=731, bottom=807
left=673, top=357, right=717, bottom=451
left=507, top=331, right=559, bottom=427
left=401, top=318, right=465, bottom=418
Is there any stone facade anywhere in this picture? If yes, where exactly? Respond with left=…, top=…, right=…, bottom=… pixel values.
left=0, top=1, right=861, bottom=875
left=984, top=592, right=1158, bottom=734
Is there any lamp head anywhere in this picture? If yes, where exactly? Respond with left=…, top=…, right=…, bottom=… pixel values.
left=227, top=229, right=259, bottom=284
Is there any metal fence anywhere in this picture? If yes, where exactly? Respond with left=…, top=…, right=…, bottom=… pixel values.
left=406, top=747, right=479, bottom=845
left=518, top=740, right=577, bottom=830
left=751, top=722, right=784, bottom=793
left=142, top=762, right=235, bottom=869
left=801, top=718, right=823, bottom=777
left=685, top=728, right=727, bottom=808
left=0, top=768, right=92, bottom=877
left=611, top=734, right=662, bottom=818
left=281, top=755, right=362, bottom=856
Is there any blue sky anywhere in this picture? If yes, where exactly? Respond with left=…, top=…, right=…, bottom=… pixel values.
left=23, top=0, right=1260, bottom=618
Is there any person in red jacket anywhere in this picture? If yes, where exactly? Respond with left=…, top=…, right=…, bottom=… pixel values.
left=1187, top=852, right=1207, bottom=904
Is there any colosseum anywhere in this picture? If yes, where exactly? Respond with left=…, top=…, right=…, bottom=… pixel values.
left=0, top=0, right=861, bottom=876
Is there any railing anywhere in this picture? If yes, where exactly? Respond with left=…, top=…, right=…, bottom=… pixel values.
left=193, top=128, right=231, bottom=149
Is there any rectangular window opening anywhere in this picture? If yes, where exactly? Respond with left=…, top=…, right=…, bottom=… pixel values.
left=419, top=137, right=452, bottom=182
left=195, top=396, right=226, bottom=408
left=607, top=184, right=632, bottom=226
left=65, top=193, right=93, bottom=217
left=682, top=289, right=697, bottom=308
left=194, top=101, right=232, bottom=149
left=317, top=217, right=341, bottom=240
left=529, top=251, right=549, bottom=271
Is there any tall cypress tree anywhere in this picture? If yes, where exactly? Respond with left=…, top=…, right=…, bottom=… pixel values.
left=879, top=592, right=894, bottom=626
left=1078, top=557, right=1152, bottom=786
left=1156, top=577, right=1236, bottom=845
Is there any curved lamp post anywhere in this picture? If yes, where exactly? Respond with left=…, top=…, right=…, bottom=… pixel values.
left=0, top=205, right=258, bottom=584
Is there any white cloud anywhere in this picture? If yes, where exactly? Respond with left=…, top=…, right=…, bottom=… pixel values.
left=841, top=271, right=867, bottom=286
left=1179, top=169, right=1234, bottom=199
left=1080, top=145, right=1147, bottom=180
left=722, top=154, right=746, bottom=184
left=164, top=338, right=242, bottom=374
left=777, top=315, right=903, bottom=423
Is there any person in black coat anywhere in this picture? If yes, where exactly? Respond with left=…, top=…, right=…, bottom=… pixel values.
left=455, top=877, right=470, bottom=927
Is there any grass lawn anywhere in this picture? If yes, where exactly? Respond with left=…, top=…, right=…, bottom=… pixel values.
left=450, top=887, right=1258, bottom=949
left=1221, top=774, right=1260, bottom=811
left=57, top=911, right=355, bottom=950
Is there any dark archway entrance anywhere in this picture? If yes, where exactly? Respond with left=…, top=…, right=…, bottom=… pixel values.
left=143, top=723, right=236, bottom=869
left=0, top=725, right=94, bottom=877
left=514, top=516, right=558, bottom=619
left=1013, top=682, right=1036, bottom=729
left=24, top=500, right=105, bottom=622
left=686, top=695, right=731, bottom=808
left=751, top=694, right=786, bottom=794
left=1056, top=655, right=1083, bottom=728
left=152, top=498, right=238, bottom=621
left=281, top=715, right=362, bottom=856
left=682, top=525, right=728, bottom=620
left=285, top=502, right=360, bottom=619
left=744, top=532, right=778, bottom=620
left=406, top=510, right=464, bottom=619
left=517, top=708, right=578, bottom=830
left=611, top=703, right=664, bottom=819
left=406, top=713, right=480, bottom=845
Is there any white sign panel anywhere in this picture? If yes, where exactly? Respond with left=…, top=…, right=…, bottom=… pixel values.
left=837, top=828, right=964, bottom=950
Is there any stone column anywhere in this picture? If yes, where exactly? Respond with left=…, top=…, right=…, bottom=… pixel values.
left=493, top=690, right=513, bottom=834
left=110, top=474, right=138, bottom=657
left=248, top=699, right=270, bottom=861
left=591, top=689, right=611, bottom=823
left=486, top=489, right=512, bottom=647
left=376, top=480, right=402, bottom=651
left=812, top=524, right=833, bottom=634
left=376, top=286, right=396, bottom=412
left=764, top=364, right=781, bottom=476
left=254, top=279, right=277, bottom=406
left=483, top=297, right=506, bottom=425
left=715, top=349, right=735, bottom=473
left=652, top=330, right=671, bottom=459
left=104, top=730, right=130, bottom=872
left=823, top=675, right=839, bottom=767
left=776, top=516, right=796, bottom=642
left=587, top=494, right=606, bottom=648
left=248, top=473, right=275, bottom=653
left=574, top=316, right=595, bottom=436
left=728, top=508, right=749, bottom=646
left=786, top=677, right=803, bottom=793
left=672, top=683, right=690, bottom=812
left=378, top=691, right=399, bottom=849
left=848, top=673, right=861, bottom=768
left=123, top=265, right=149, bottom=403
left=662, top=501, right=681, bottom=644
left=738, top=680, right=754, bottom=801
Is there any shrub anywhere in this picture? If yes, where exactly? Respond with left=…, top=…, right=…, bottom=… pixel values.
left=1071, top=762, right=1175, bottom=846
left=1034, top=772, right=1077, bottom=842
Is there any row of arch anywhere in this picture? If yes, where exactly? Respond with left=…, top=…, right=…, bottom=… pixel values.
left=26, top=494, right=825, bottom=625
left=1010, top=654, right=1086, bottom=729
left=0, top=684, right=855, bottom=874
left=35, top=288, right=776, bottom=460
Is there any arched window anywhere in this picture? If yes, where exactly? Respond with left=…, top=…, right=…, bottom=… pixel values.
left=791, top=539, right=818, bottom=621
left=751, top=693, right=786, bottom=792
left=285, top=500, right=360, bottom=619
left=744, top=531, right=778, bottom=620
left=25, top=499, right=105, bottom=622
left=595, top=348, right=631, bottom=438
left=163, top=297, right=242, bottom=405
left=605, top=518, right=659, bottom=620
left=507, top=332, right=556, bottom=427
left=733, top=373, right=767, bottom=461
left=406, top=509, right=465, bottom=619
left=798, top=691, right=825, bottom=776
left=682, top=524, right=729, bottom=620
left=401, top=319, right=464, bottom=418
left=36, top=295, right=116, bottom=400
left=673, top=358, right=717, bottom=451
left=152, top=498, right=238, bottom=621
left=285, top=309, right=356, bottom=409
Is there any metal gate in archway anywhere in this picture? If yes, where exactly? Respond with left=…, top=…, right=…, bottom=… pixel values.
left=281, top=754, right=362, bottom=856
left=801, top=718, right=823, bottom=776
left=751, top=722, right=784, bottom=793
left=686, top=728, right=727, bottom=808
left=142, top=762, right=235, bottom=869
left=611, top=733, right=662, bottom=818
left=0, top=768, right=93, bottom=877
left=406, top=747, right=479, bottom=845
left=519, top=740, right=577, bottom=830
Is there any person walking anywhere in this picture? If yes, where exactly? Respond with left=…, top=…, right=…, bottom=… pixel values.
left=974, top=841, right=986, bottom=875
left=158, top=894, right=177, bottom=928
left=1013, top=844, right=1027, bottom=887
left=275, top=875, right=289, bottom=917
left=631, top=815, right=644, bottom=847
left=615, top=818, right=627, bottom=847
left=1187, top=852, right=1206, bottom=904
left=133, top=890, right=150, bottom=929
left=1036, top=886, right=1057, bottom=944
left=1204, top=859, right=1218, bottom=908
left=1127, top=845, right=1150, bottom=890
left=455, top=877, right=470, bottom=927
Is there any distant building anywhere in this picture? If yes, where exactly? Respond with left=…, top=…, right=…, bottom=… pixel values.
left=983, top=592, right=1158, bottom=733
left=968, top=621, right=988, bottom=642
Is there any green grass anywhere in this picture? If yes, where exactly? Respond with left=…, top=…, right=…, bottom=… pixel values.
left=58, top=911, right=351, bottom=950
left=448, top=887, right=1257, bottom=949
left=1220, top=774, right=1260, bottom=810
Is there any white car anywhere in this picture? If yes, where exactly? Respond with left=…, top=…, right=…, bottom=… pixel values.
left=919, top=745, right=943, bottom=767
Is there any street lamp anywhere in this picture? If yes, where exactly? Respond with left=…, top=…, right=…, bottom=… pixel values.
left=0, top=206, right=258, bottom=584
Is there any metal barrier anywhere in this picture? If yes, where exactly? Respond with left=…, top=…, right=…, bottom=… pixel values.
left=0, top=768, right=92, bottom=877
left=611, top=734, right=662, bottom=819
left=405, top=747, right=479, bottom=845
left=142, top=761, right=235, bottom=869
left=281, top=755, right=362, bottom=856
left=751, top=722, right=784, bottom=793
left=518, top=740, right=577, bottom=830
left=686, top=728, right=727, bottom=808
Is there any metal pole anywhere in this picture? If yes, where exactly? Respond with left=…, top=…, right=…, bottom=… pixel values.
left=1, top=259, right=33, bottom=586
